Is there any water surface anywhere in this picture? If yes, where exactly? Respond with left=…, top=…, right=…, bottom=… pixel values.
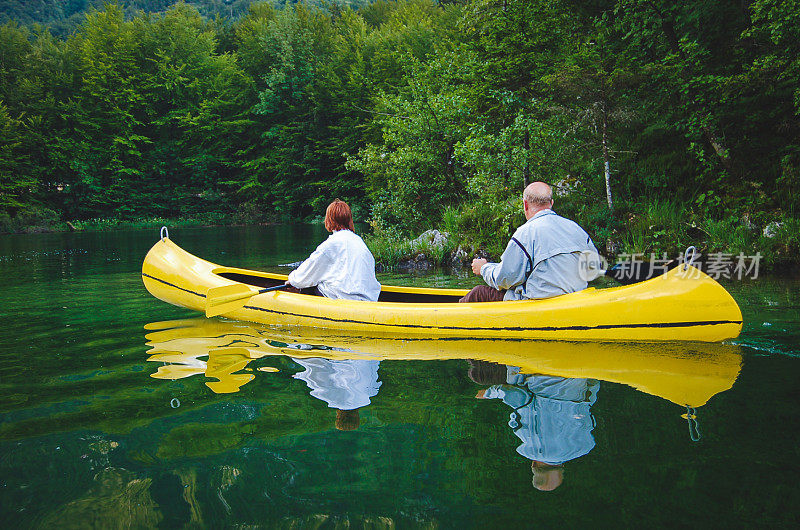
left=1, top=226, right=799, bottom=528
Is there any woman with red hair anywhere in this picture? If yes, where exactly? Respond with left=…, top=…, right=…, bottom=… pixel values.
left=287, top=199, right=381, bottom=301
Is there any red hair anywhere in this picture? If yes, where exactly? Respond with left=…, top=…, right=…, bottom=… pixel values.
left=324, top=199, right=355, bottom=232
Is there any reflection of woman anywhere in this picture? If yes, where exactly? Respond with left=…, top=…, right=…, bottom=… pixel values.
left=471, top=361, right=599, bottom=491
left=287, top=199, right=381, bottom=301
left=292, top=358, right=382, bottom=431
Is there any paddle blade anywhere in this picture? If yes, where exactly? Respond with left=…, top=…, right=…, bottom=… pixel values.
left=205, top=284, right=259, bottom=317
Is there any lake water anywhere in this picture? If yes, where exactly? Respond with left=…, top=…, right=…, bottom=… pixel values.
left=1, top=225, right=799, bottom=528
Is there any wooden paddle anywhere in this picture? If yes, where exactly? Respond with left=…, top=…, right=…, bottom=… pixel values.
left=205, top=283, right=288, bottom=317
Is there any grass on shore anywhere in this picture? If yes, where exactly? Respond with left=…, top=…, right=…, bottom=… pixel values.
left=5, top=201, right=798, bottom=274
left=0, top=208, right=239, bottom=234
left=365, top=199, right=800, bottom=274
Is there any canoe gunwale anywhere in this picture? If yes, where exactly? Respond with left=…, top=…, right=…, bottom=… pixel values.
left=209, top=266, right=469, bottom=301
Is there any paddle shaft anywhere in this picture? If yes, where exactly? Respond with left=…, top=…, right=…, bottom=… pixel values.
left=254, top=283, right=289, bottom=296
left=205, top=282, right=289, bottom=317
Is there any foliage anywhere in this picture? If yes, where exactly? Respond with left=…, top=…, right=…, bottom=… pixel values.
left=440, top=200, right=522, bottom=257
left=346, top=46, right=474, bottom=233
left=0, top=103, right=36, bottom=211
left=364, top=228, right=415, bottom=266
left=0, top=0, right=799, bottom=268
left=456, top=108, right=573, bottom=198
left=0, top=1, right=374, bottom=35
left=0, top=205, right=60, bottom=233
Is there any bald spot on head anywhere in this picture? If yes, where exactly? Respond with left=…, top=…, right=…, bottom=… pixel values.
left=523, top=182, right=553, bottom=207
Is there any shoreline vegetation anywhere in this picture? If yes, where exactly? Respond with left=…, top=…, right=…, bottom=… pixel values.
left=364, top=197, right=800, bottom=275
left=4, top=200, right=798, bottom=275
left=1, top=1, right=799, bottom=274
left=0, top=211, right=228, bottom=234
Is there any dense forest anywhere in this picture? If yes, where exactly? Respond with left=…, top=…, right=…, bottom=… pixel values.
left=1, top=0, right=798, bottom=266
left=0, top=1, right=372, bottom=35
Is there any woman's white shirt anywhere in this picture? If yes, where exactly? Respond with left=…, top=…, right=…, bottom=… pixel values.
left=292, top=358, right=381, bottom=410
left=287, top=229, right=381, bottom=301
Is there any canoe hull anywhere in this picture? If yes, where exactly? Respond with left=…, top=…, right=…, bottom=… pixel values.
left=142, top=237, right=743, bottom=341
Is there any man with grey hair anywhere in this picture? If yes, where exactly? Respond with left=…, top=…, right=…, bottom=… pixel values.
left=461, top=181, right=599, bottom=302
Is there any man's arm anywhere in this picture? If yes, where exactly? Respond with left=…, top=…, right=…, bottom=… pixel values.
left=475, top=239, right=530, bottom=290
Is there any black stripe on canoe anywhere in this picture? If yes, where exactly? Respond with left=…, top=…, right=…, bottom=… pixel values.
left=143, top=273, right=742, bottom=332
left=242, top=303, right=742, bottom=332
left=142, top=273, right=206, bottom=298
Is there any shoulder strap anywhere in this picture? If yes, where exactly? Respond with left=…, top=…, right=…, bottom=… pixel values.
left=508, top=383, right=535, bottom=432
left=510, top=236, right=534, bottom=282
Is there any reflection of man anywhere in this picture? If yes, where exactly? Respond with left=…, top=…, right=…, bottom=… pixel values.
left=292, top=358, right=381, bottom=431
left=470, top=361, right=599, bottom=491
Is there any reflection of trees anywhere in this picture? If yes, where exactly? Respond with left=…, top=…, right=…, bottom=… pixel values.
left=276, top=514, right=424, bottom=528
left=40, top=468, right=162, bottom=528
left=174, top=467, right=204, bottom=528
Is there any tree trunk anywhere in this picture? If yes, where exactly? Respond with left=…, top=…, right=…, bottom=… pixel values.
left=601, top=94, right=614, bottom=214
left=523, top=129, right=530, bottom=188
left=701, top=125, right=736, bottom=174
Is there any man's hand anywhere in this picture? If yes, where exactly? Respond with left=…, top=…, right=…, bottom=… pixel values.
left=471, top=258, right=488, bottom=275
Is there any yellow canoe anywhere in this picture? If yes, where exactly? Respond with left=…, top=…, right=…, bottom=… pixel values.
left=142, top=234, right=743, bottom=341
left=144, top=318, right=742, bottom=407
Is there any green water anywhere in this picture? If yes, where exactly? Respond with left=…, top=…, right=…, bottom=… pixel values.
left=1, top=226, right=799, bottom=528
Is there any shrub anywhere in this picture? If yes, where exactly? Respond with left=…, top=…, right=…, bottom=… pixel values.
left=0, top=206, right=61, bottom=233
left=442, top=199, right=523, bottom=258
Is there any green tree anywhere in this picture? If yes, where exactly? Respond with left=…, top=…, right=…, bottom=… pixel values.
left=542, top=30, right=642, bottom=214
left=238, top=4, right=333, bottom=218
left=741, top=0, right=800, bottom=216
left=135, top=3, right=255, bottom=218
left=347, top=50, right=473, bottom=231
left=608, top=1, right=749, bottom=201
left=59, top=4, right=149, bottom=217
left=0, top=104, right=37, bottom=213
left=456, top=107, right=571, bottom=201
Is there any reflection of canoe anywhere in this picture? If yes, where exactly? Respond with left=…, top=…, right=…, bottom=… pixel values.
left=144, top=318, right=742, bottom=407
left=142, top=236, right=742, bottom=341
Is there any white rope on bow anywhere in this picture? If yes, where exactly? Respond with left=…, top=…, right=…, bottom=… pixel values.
left=683, top=246, right=697, bottom=271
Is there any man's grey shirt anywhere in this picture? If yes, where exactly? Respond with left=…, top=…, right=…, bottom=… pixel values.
left=480, top=209, right=598, bottom=301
